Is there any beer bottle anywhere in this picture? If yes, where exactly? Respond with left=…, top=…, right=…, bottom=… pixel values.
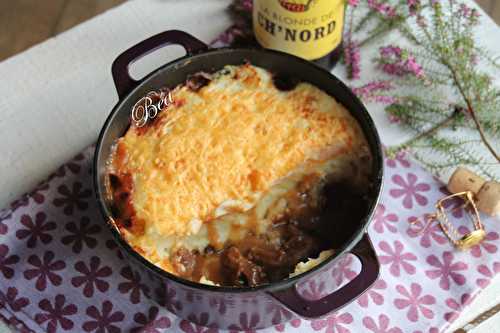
left=253, top=0, right=345, bottom=70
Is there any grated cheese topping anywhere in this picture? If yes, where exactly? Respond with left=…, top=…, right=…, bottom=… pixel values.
left=112, top=64, right=367, bottom=242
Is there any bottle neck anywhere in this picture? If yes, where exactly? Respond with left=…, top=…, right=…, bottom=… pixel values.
left=253, top=0, right=346, bottom=62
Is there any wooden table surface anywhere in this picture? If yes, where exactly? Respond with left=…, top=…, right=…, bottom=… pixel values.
left=0, top=0, right=498, bottom=62
left=0, top=0, right=125, bottom=61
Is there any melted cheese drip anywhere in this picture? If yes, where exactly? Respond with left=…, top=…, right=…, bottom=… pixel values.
left=113, top=64, right=366, bottom=241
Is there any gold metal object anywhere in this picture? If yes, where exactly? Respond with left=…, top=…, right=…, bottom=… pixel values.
left=456, top=229, right=486, bottom=250
left=410, top=191, right=486, bottom=250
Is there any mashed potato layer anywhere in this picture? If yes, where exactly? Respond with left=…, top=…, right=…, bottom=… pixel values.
left=108, top=64, right=371, bottom=285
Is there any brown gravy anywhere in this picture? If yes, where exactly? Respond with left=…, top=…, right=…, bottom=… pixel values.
left=109, top=163, right=369, bottom=287
left=165, top=178, right=369, bottom=287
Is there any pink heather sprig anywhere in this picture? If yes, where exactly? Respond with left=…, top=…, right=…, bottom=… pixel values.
left=343, top=1, right=361, bottom=79
left=373, top=95, right=399, bottom=104
left=213, top=25, right=246, bottom=45
left=459, top=3, right=472, bottom=16
left=344, top=39, right=361, bottom=80
left=352, top=80, right=398, bottom=104
left=241, top=0, right=253, bottom=11
left=407, top=0, right=421, bottom=16
left=387, top=113, right=402, bottom=123
left=367, top=0, right=397, bottom=17
left=416, top=14, right=428, bottom=27
left=458, top=3, right=480, bottom=25
left=353, top=80, right=393, bottom=95
left=378, top=45, right=425, bottom=78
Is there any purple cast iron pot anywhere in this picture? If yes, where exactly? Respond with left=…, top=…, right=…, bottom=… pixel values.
left=94, top=30, right=384, bottom=329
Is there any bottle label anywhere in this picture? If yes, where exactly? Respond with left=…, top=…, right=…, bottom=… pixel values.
left=253, top=0, right=345, bottom=61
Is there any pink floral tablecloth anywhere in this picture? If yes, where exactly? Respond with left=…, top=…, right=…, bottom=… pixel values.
left=0, top=144, right=498, bottom=333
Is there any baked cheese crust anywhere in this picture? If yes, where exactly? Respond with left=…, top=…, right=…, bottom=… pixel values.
left=108, top=63, right=370, bottom=274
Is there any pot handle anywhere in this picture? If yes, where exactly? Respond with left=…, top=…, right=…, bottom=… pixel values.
left=111, top=30, right=209, bottom=99
left=268, top=233, right=379, bottom=319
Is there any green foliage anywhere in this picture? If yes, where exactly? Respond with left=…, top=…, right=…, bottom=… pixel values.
left=347, top=0, right=500, bottom=180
